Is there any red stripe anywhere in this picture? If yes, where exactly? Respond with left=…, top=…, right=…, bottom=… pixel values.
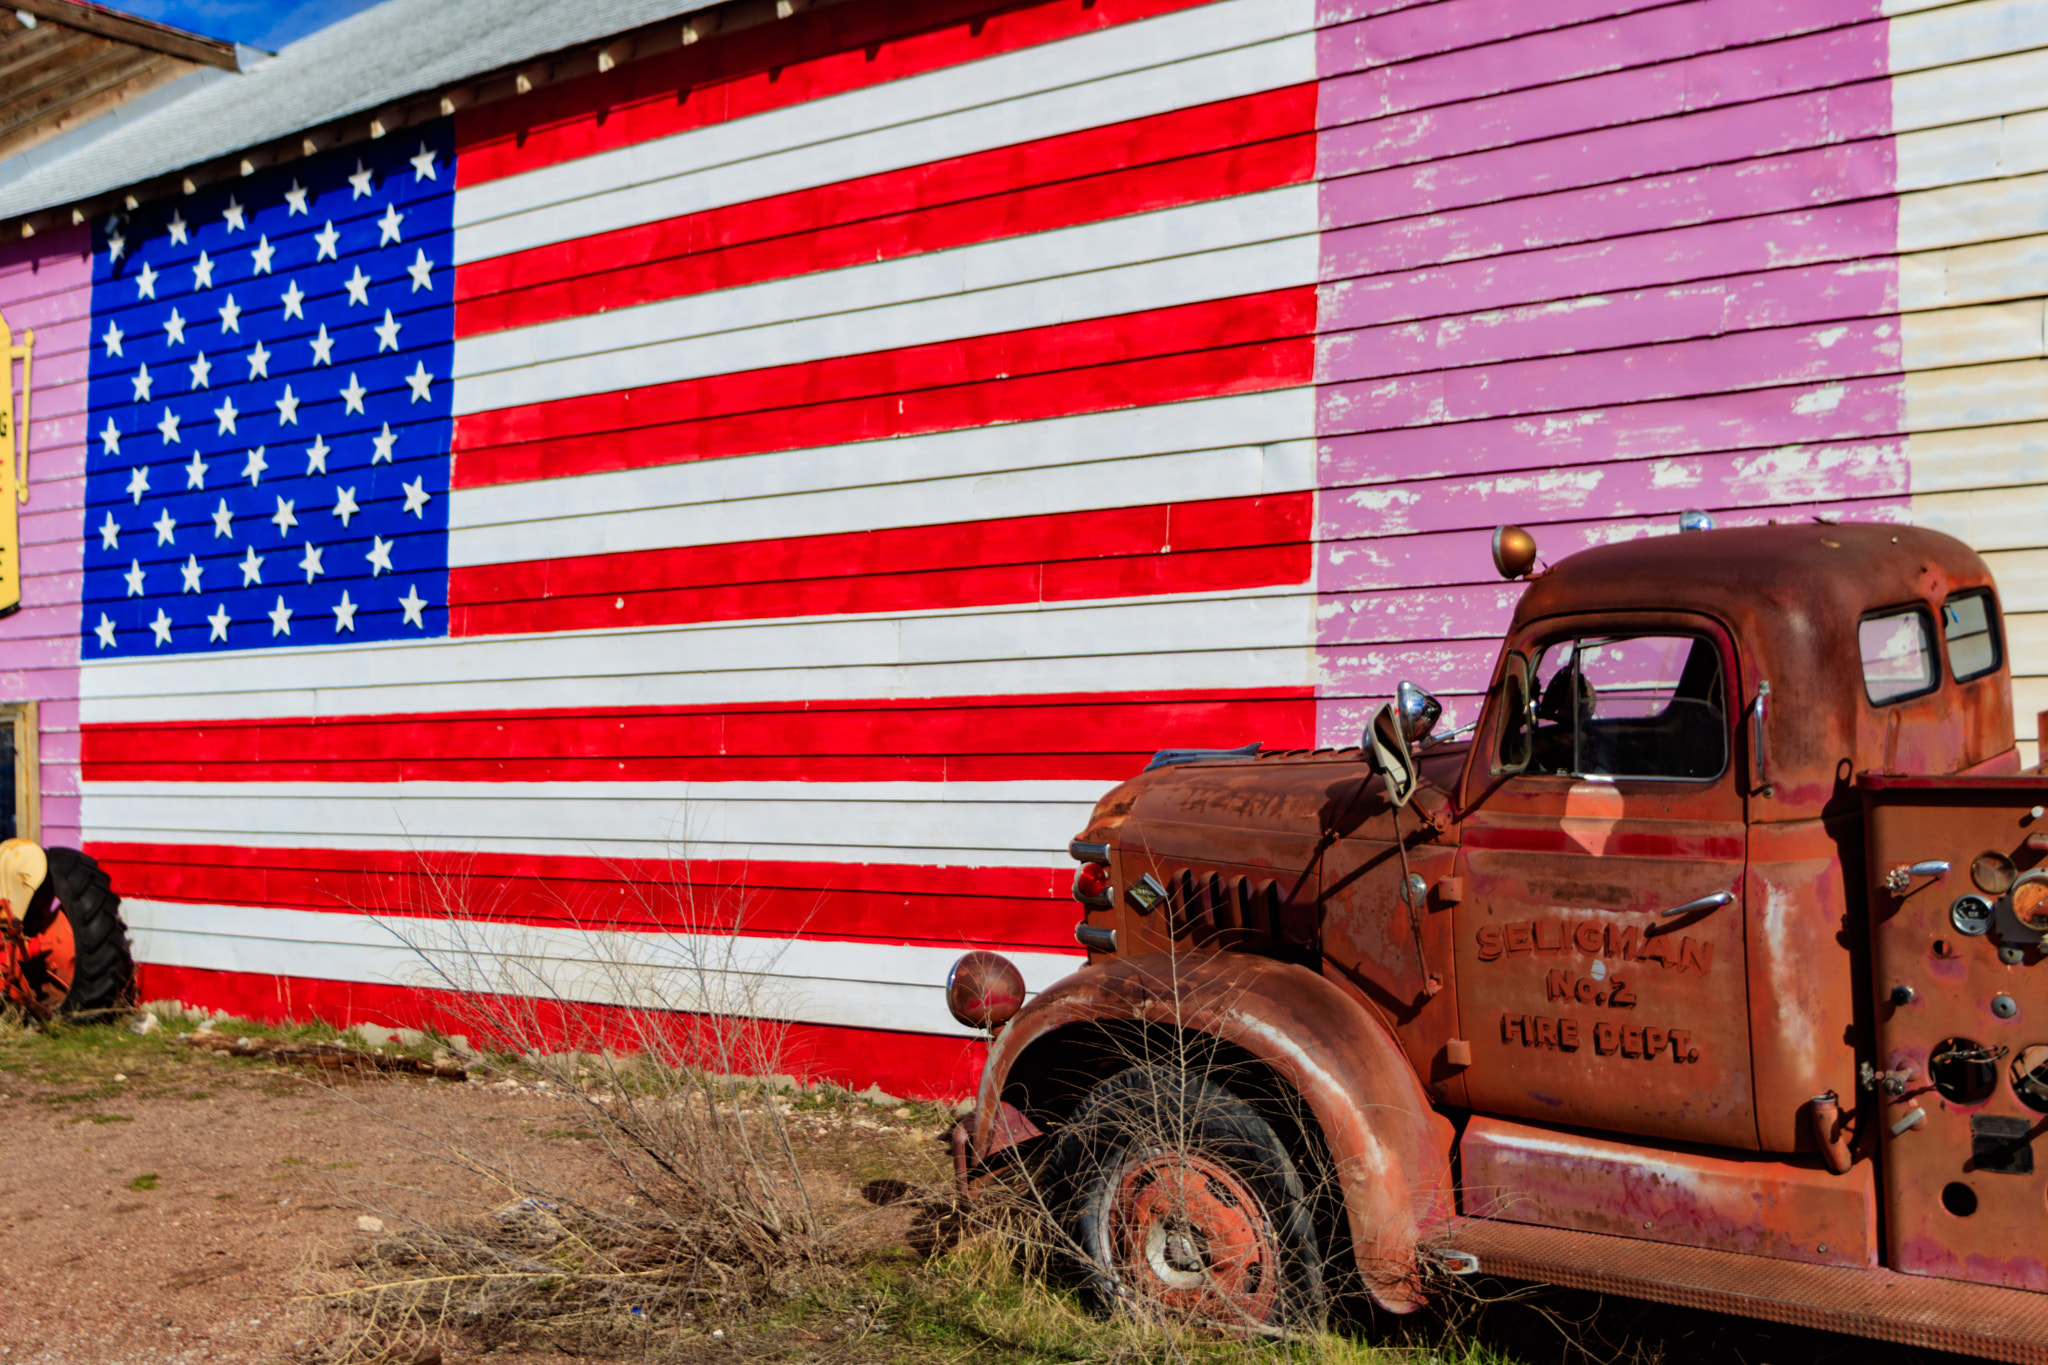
left=97, top=843, right=1082, bottom=948
left=454, top=0, right=1219, bottom=187
left=449, top=492, right=1311, bottom=637
left=83, top=688, right=1316, bottom=786
left=131, top=964, right=991, bottom=1100
left=452, top=288, right=1317, bottom=489
left=455, top=88, right=1317, bottom=337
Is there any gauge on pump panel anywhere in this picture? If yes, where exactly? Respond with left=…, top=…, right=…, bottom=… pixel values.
left=1952, top=894, right=1996, bottom=937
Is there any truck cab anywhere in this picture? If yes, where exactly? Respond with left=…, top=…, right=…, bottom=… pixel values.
left=952, top=521, right=2048, bottom=1357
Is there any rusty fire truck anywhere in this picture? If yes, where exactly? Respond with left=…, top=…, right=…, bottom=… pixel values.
left=945, top=518, right=2048, bottom=1359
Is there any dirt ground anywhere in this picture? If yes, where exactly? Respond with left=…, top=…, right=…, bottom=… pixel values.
left=0, top=1019, right=952, bottom=1365
left=0, top=1015, right=1993, bottom=1365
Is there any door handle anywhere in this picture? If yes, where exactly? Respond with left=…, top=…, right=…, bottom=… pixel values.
left=1662, top=891, right=1734, bottom=919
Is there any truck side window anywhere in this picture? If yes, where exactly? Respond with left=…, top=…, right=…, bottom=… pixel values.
left=1523, top=634, right=1726, bottom=781
left=1497, top=652, right=1534, bottom=773
left=1859, top=607, right=1938, bottom=703
left=1942, top=591, right=2001, bottom=683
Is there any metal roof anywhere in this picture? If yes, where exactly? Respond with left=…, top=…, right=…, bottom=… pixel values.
left=0, top=0, right=716, bottom=222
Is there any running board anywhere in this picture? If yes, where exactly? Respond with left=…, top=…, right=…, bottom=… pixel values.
left=1441, top=1216, right=2048, bottom=1363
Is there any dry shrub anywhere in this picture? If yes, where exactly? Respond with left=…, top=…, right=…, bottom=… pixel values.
left=307, top=854, right=838, bottom=1359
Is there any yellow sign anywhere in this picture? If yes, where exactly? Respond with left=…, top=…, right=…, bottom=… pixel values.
left=0, top=310, right=29, bottom=617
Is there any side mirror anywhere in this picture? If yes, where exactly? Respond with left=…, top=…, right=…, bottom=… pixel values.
left=1396, top=679, right=1442, bottom=746
left=1364, top=700, right=1419, bottom=807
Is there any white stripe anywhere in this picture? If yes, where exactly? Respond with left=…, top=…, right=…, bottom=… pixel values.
left=1889, top=0, right=2048, bottom=75
left=84, top=779, right=1108, bottom=866
left=125, top=899, right=1082, bottom=1038
left=452, top=0, right=1315, bottom=264
left=448, top=391, right=1316, bottom=566
left=451, top=187, right=1318, bottom=415
left=78, top=585, right=1318, bottom=722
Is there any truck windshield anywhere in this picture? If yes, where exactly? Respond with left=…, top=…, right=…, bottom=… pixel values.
left=1513, top=634, right=1727, bottom=781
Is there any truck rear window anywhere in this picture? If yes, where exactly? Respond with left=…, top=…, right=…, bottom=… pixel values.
left=1859, top=608, right=1937, bottom=704
left=1943, top=591, right=2001, bottom=683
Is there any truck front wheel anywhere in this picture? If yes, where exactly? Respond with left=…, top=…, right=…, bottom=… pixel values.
left=1053, top=1066, right=1326, bottom=1331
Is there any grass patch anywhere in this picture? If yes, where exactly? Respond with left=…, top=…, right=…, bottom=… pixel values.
left=128, top=1173, right=159, bottom=1191
left=80, top=1112, right=132, bottom=1125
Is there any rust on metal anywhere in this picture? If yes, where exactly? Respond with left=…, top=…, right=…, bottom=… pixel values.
left=945, top=949, right=1026, bottom=1032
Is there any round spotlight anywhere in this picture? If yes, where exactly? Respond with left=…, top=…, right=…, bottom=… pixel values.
left=1491, top=525, right=1537, bottom=580
left=946, top=950, right=1026, bottom=1031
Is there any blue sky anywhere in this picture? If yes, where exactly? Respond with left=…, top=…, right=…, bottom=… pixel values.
left=115, top=0, right=385, bottom=51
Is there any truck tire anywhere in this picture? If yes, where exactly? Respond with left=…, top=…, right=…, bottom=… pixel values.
left=15, top=847, right=133, bottom=1018
left=1052, top=1065, right=1326, bottom=1330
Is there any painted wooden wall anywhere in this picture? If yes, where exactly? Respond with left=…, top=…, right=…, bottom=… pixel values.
left=0, top=226, right=91, bottom=847
left=35, top=0, right=2048, bottom=1093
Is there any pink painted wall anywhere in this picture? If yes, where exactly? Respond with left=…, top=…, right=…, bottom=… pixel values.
left=0, top=225, right=92, bottom=846
left=1310, top=0, right=1905, bottom=744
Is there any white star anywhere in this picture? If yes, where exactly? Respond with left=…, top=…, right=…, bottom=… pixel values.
left=405, top=360, right=433, bottom=403
left=213, top=395, right=239, bottom=435
left=135, top=261, right=157, bottom=299
left=284, top=179, right=309, bottom=216
left=217, top=293, right=242, bottom=334
left=223, top=195, right=246, bottom=232
left=94, top=614, right=116, bottom=650
left=373, top=309, right=401, bottom=352
left=309, top=322, right=334, bottom=366
left=332, top=485, right=359, bottom=527
left=130, top=362, right=152, bottom=403
left=241, top=445, right=267, bottom=485
left=271, top=496, right=297, bottom=533
left=281, top=279, right=306, bottom=320
left=268, top=595, right=293, bottom=636
left=250, top=235, right=275, bottom=275
left=156, top=408, right=181, bottom=444
left=402, top=475, right=431, bottom=517
left=370, top=422, right=396, bottom=463
left=406, top=248, right=433, bottom=292
left=101, top=321, right=123, bottom=357
left=150, top=608, right=173, bottom=647
left=185, top=449, right=208, bottom=489
left=410, top=142, right=438, bottom=182
left=192, top=250, right=214, bottom=290
left=211, top=498, right=234, bottom=538
left=98, top=511, right=119, bottom=550
left=166, top=210, right=188, bottom=245
left=180, top=553, right=202, bottom=593
left=152, top=507, right=176, bottom=545
left=162, top=307, right=185, bottom=345
left=106, top=231, right=125, bottom=262
left=398, top=584, right=427, bottom=628
left=125, top=464, right=149, bottom=504
left=123, top=559, right=145, bottom=596
left=377, top=201, right=403, bottom=246
left=305, top=433, right=331, bottom=475
left=344, top=265, right=371, bottom=306
left=187, top=351, right=211, bottom=389
left=99, top=418, right=121, bottom=456
left=339, top=373, right=366, bottom=414
left=275, top=385, right=301, bottom=426
left=207, top=603, right=231, bottom=641
left=366, top=535, right=393, bottom=576
left=332, top=590, right=358, bottom=633
left=348, top=160, right=373, bottom=199
left=298, top=542, right=324, bottom=583
left=245, top=339, right=270, bottom=380
left=238, top=545, right=263, bottom=585
left=314, top=220, right=340, bottom=261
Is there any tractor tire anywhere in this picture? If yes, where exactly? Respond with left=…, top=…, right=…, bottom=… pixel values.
left=15, top=847, right=133, bottom=1017
left=1052, top=1065, right=1326, bottom=1331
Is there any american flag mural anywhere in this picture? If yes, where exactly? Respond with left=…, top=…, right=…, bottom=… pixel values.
left=0, top=0, right=2044, bottom=1096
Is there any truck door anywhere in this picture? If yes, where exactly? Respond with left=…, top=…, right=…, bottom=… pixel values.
left=1457, top=618, right=1756, bottom=1149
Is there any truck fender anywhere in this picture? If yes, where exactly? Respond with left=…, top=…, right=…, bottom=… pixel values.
left=976, top=951, right=1456, bottom=1313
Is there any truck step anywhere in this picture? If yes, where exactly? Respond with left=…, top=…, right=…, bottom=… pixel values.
left=1442, top=1215, right=2048, bottom=1363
